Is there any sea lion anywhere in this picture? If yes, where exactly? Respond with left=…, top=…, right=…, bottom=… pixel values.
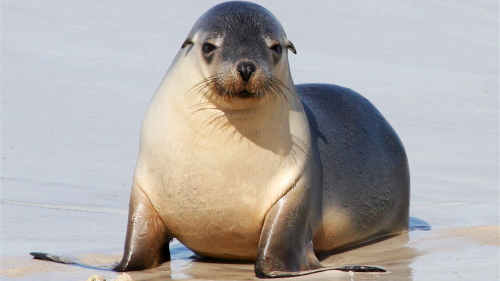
left=31, top=1, right=410, bottom=278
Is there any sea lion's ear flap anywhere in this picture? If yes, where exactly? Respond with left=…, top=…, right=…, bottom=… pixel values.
left=286, top=40, right=297, bottom=54
left=182, top=38, right=194, bottom=49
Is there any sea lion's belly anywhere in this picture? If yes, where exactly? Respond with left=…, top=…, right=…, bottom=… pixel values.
left=158, top=174, right=266, bottom=260
left=136, top=138, right=299, bottom=260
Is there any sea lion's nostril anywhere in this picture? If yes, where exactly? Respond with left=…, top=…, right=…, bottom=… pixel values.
left=237, top=62, right=256, bottom=83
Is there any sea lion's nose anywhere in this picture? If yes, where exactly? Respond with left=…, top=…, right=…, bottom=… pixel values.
left=237, top=61, right=256, bottom=83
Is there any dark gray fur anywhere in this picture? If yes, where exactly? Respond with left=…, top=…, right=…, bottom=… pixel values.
left=299, top=83, right=410, bottom=241
left=183, top=1, right=294, bottom=66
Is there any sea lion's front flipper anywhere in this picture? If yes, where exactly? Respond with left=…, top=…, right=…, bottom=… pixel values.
left=254, top=179, right=324, bottom=278
left=254, top=183, right=386, bottom=278
left=114, top=185, right=172, bottom=271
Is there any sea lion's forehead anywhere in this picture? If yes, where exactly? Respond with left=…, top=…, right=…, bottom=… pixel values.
left=189, top=1, right=286, bottom=41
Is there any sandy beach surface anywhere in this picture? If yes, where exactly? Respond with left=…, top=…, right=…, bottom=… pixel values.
left=2, top=1, right=498, bottom=280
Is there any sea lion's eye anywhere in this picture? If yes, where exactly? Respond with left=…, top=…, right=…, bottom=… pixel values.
left=202, top=43, right=217, bottom=54
left=270, top=44, right=282, bottom=55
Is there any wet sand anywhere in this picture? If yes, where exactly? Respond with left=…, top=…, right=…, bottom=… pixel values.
left=2, top=227, right=499, bottom=280
left=2, top=0, right=498, bottom=280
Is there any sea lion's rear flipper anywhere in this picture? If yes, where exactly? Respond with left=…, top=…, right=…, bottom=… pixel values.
left=114, top=185, right=172, bottom=271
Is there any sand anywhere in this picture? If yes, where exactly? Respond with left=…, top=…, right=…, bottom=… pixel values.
left=1, top=0, right=498, bottom=280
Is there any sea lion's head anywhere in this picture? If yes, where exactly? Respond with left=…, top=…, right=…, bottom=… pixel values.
left=181, top=1, right=296, bottom=109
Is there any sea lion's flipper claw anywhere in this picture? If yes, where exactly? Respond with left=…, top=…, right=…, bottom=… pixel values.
left=30, top=252, right=77, bottom=264
left=30, top=252, right=116, bottom=270
left=334, top=265, right=387, bottom=272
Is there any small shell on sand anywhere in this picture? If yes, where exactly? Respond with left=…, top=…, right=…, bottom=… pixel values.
left=86, top=273, right=134, bottom=281
left=86, top=275, right=106, bottom=281
left=115, top=273, right=133, bottom=281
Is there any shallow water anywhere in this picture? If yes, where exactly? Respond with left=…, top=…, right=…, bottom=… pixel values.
left=1, top=0, right=498, bottom=280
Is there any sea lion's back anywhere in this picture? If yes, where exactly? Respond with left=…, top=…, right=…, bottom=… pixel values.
left=297, top=83, right=410, bottom=251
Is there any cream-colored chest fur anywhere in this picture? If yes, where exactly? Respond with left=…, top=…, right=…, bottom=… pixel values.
left=130, top=48, right=311, bottom=258
left=133, top=93, right=310, bottom=259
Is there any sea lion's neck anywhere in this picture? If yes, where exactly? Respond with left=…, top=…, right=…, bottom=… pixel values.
left=182, top=86, right=309, bottom=158
left=192, top=96, right=288, bottom=135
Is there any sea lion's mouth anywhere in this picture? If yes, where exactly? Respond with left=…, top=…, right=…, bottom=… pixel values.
left=234, top=90, right=255, bottom=99
left=188, top=73, right=289, bottom=104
